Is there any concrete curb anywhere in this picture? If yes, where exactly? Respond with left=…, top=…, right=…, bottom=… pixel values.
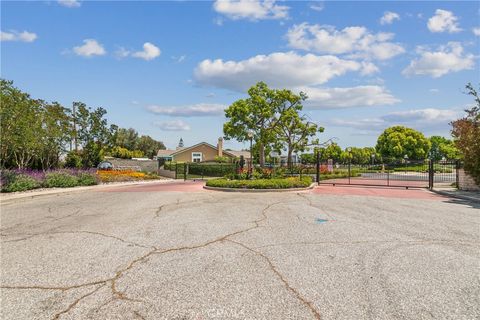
left=431, top=189, right=480, bottom=204
left=0, top=179, right=175, bottom=202
left=203, top=182, right=316, bottom=193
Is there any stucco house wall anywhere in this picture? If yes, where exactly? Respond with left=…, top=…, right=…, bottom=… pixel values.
left=173, top=144, right=234, bottom=162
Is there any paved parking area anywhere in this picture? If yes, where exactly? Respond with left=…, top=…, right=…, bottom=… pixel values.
left=1, top=182, right=479, bottom=319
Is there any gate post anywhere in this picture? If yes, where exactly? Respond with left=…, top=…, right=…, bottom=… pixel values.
left=184, top=163, right=187, bottom=181
left=316, top=151, right=320, bottom=185
left=175, top=163, right=178, bottom=180
left=428, top=159, right=434, bottom=190
left=455, top=160, right=459, bottom=189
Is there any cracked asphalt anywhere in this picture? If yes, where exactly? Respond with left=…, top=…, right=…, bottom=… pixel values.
left=1, top=184, right=479, bottom=320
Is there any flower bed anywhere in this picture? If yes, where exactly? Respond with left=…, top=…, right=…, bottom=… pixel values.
left=205, top=176, right=312, bottom=189
left=97, top=169, right=160, bottom=183
left=1, top=169, right=98, bottom=193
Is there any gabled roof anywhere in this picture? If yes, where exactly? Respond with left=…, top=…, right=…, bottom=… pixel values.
left=157, top=149, right=175, bottom=157
left=170, top=142, right=236, bottom=157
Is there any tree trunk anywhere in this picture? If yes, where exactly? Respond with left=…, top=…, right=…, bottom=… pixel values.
left=287, top=147, right=293, bottom=170
left=259, top=143, right=265, bottom=167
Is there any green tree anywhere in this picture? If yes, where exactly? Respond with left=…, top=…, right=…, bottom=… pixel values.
left=115, top=128, right=139, bottom=151
left=451, top=83, right=480, bottom=184
left=429, top=136, right=459, bottom=161
left=224, top=82, right=302, bottom=166
left=376, top=126, right=431, bottom=161
left=318, top=143, right=342, bottom=162
left=136, top=135, right=165, bottom=159
left=275, top=103, right=323, bottom=167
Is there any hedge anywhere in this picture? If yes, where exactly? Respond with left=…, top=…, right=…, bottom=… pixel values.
left=206, top=176, right=312, bottom=189
left=188, top=163, right=236, bottom=177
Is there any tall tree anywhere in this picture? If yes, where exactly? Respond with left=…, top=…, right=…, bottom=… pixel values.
left=276, top=108, right=323, bottom=168
left=451, top=83, right=480, bottom=184
left=429, top=136, right=459, bottom=161
left=224, top=82, right=275, bottom=166
left=376, top=126, right=431, bottom=160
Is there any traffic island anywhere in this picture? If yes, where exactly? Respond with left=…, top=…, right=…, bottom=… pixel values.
left=204, top=177, right=315, bottom=192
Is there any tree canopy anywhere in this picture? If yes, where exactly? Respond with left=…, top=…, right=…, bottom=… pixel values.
left=0, top=79, right=165, bottom=170
left=376, top=126, right=431, bottom=160
left=451, top=83, right=480, bottom=184
left=223, top=82, right=323, bottom=166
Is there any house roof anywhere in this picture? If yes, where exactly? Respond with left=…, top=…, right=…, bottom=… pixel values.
left=157, top=142, right=247, bottom=158
left=227, top=150, right=251, bottom=159
left=157, top=149, right=175, bottom=157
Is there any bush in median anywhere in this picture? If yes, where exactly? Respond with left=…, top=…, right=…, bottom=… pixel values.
left=206, top=176, right=312, bottom=189
left=1, top=173, right=40, bottom=192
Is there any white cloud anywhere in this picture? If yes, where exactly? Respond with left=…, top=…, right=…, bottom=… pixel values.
left=299, top=85, right=400, bottom=109
left=429, top=88, right=439, bottom=93
left=132, top=42, right=161, bottom=61
left=286, top=23, right=404, bottom=60
left=310, top=1, right=324, bottom=12
left=380, top=11, right=400, bottom=25
left=331, top=108, right=460, bottom=133
left=58, top=0, right=81, bottom=8
left=427, top=9, right=462, bottom=33
left=172, top=55, right=186, bottom=63
left=154, top=120, right=191, bottom=131
left=115, top=47, right=130, bottom=59
left=402, top=42, right=475, bottom=78
left=213, top=0, right=289, bottom=21
left=0, top=30, right=37, bottom=42
left=382, top=108, right=458, bottom=124
left=73, top=39, right=106, bottom=57
left=473, top=27, right=480, bottom=36
left=147, top=103, right=226, bottom=117
left=194, top=51, right=374, bottom=92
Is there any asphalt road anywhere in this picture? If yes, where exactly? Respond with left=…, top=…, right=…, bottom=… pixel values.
left=1, top=184, right=479, bottom=320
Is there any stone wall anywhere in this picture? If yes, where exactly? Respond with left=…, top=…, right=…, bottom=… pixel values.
left=106, top=158, right=158, bottom=173
left=458, top=169, right=480, bottom=191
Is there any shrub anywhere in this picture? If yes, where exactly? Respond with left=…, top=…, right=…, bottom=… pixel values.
left=65, top=151, right=83, bottom=168
left=214, top=156, right=231, bottom=163
left=206, top=176, right=312, bottom=189
left=76, top=172, right=98, bottom=186
left=44, top=172, right=78, bottom=188
left=188, top=163, right=236, bottom=177
left=1, top=173, right=40, bottom=192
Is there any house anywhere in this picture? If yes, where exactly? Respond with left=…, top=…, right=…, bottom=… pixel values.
left=157, top=138, right=250, bottom=164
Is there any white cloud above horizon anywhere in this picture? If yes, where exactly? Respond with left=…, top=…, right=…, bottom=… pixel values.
left=194, top=51, right=377, bottom=92
left=427, top=9, right=462, bottom=33
left=73, top=39, right=106, bottom=57
left=473, top=27, right=480, bottom=36
left=147, top=103, right=226, bottom=117
left=154, top=120, right=191, bottom=131
left=58, top=0, right=81, bottom=8
left=330, top=107, right=460, bottom=135
left=300, top=85, right=400, bottom=109
left=286, top=23, right=405, bottom=60
left=213, top=0, right=289, bottom=21
left=402, top=42, right=475, bottom=78
left=114, top=42, right=161, bottom=61
left=132, top=42, right=161, bottom=61
left=380, top=11, right=400, bottom=25
left=310, top=1, right=324, bottom=12
left=0, top=30, right=37, bottom=42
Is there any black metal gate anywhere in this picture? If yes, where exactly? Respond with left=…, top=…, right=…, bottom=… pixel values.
left=316, top=159, right=459, bottom=189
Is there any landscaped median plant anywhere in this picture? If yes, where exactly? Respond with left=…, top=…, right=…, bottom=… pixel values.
left=205, top=176, right=313, bottom=189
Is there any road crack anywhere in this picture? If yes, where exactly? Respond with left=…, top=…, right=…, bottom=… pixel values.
left=227, top=239, right=322, bottom=320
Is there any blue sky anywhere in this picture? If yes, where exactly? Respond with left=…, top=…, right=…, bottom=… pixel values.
left=2, top=0, right=479, bottom=151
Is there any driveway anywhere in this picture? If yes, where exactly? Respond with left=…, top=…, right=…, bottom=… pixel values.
left=1, top=182, right=479, bottom=319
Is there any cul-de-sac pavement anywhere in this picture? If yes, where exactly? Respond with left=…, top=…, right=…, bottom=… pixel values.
left=1, top=181, right=479, bottom=320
